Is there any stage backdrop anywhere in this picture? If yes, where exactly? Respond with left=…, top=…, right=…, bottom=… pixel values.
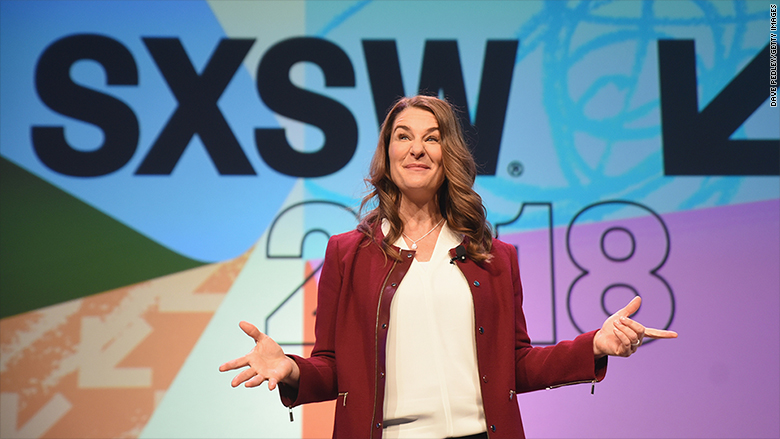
left=1, top=1, right=778, bottom=438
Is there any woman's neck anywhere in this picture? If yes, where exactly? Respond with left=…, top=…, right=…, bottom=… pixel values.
left=398, top=198, right=442, bottom=231
left=397, top=198, right=444, bottom=261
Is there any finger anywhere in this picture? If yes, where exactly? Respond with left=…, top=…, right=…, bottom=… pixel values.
left=612, top=326, right=631, bottom=352
left=645, top=327, right=678, bottom=339
left=619, top=316, right=646, bottom=338
left=231, top=368, right=260, bottom=388
left=617, top=296, right=642, bottom=318
left=246, top=373, right=270, bottom=388
left=614, top=319, right=639, bottom=347
left=267, top=377, right=279, bottom=391
left=219, top=356, right=249, bottom=372
left=239, top=321, right=262, bottom=341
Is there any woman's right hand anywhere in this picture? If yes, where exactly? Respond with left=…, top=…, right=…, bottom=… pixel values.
left=219, top=321, right=300, bottom=390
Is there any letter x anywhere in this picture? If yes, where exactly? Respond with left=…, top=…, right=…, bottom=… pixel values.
left=137, top=38, right=255, bottom=175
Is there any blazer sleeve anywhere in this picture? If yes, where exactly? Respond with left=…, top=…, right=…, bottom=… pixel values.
left=279, top=235, right=343, bottom=407
left=507, top=243, right=608, bottom=393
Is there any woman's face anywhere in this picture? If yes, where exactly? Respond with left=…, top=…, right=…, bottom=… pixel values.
left=388, top=107, right=445, bottom=202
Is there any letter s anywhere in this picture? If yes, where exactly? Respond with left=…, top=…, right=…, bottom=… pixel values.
left=255, top=37, right=357, bottom=178
left=32, top=34, right=138, bottom=177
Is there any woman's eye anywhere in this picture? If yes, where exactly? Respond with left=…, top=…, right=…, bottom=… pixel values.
left=426, top=136, right=439, bottom=142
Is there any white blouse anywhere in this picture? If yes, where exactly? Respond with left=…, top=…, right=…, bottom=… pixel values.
left=381, top=220, right=486, bottom=438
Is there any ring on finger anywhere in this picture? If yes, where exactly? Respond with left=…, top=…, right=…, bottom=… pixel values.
left=632, top=340, right=641, bottom=347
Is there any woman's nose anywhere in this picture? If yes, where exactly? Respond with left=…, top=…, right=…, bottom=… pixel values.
left=409, top=140, right=425, bottom=158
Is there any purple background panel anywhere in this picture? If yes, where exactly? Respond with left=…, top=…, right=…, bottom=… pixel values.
left=510, top=199, right=779, bottom=438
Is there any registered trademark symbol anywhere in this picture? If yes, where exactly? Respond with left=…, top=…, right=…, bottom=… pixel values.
left=507, top=160, right=524, bottom=177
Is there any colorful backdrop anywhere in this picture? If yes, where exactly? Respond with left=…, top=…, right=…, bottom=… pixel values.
left=1, top=1, right=778, bottom=438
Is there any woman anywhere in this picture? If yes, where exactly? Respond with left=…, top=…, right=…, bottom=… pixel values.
left=219, top=95, right=677, bottom=439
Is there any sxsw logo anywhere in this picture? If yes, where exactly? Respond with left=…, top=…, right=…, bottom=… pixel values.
left=32, top=35, right=778, bottom=179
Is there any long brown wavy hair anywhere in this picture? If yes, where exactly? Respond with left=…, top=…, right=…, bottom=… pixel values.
left=358, top=95, right=493, bottom=262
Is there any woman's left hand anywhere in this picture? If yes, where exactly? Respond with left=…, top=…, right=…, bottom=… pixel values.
left=593, top=296, right=678, bottom=358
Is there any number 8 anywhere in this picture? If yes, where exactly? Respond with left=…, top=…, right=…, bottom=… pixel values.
left=566, top=201, right=675, bottom=339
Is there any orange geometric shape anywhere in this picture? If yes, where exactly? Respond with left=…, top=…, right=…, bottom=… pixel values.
left=0, top=251, right=250, bottom=438
left=301, top=261, right=335, bottom=439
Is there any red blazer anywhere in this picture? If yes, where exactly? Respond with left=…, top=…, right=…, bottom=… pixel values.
left=280, top=227, right=607, bottom=438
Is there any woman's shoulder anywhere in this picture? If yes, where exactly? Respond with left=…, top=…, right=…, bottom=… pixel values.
left=330, top=228, right=364, bottom=242
left=488, top=237, right=517, bottom=262
left=324, top=228, right=383, bottom=266
left=489, top=236, right=513, bottom=251
left=328, top=228, right=371, bottom=249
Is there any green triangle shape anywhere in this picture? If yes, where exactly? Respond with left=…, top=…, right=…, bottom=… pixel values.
left=0, top=158, right=205, bottom=318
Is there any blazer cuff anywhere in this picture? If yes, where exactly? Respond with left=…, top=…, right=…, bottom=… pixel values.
left=577, top=330, right=608, bottom=382
left=278, top=354, right=305, bottom=407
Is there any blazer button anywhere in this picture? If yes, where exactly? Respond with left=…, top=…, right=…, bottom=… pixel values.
left=380, top=372, right=385, bottom=378
left=473, top=280, right=480, bottom=287
left=376, top=422, right=382, bottom=428
left=407, top=253, right=413, bottom=258
left=478, top=326, right=484, bottom=334
left=490, top=425, right=496, bottom=432
left=482, top=375, right=488, bottom=383
left=382, top=323, right=387, bottom=329
left=391, top=282, right=397, bottom=287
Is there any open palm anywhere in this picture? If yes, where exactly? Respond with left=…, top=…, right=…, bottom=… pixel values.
left=219, top=321, right=298, bottom=390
